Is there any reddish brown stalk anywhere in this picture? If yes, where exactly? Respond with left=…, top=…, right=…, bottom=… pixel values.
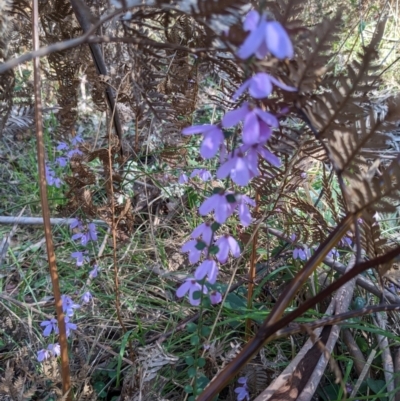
left=245, top=190, right=260, bottom=341
left=31, top=1, right=71, bottom=398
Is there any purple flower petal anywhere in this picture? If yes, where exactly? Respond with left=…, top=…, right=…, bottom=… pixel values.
left=265, top=21, right=294, bottom=59
left=222, top=104, right=249, bottom=128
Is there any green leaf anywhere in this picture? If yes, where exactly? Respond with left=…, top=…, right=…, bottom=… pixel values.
left=188, top=367, right=197, bottom=378
left=208, top=245, right=219, bottom=255
left=186, top=322, right=197, bottom=333
left=211, top=222, right=221, bottom=232
left=197, top=375, right=210, bottom=389
left=367, top=378, right=386, bottom=395
left=184, top=385, right=193, bottom=394
left=195, top=241, right=207, bottom=251
left=197, top=357, right=206, bottom=368
left=191, top=335, right=200, bottom=346
left=224, top=293, right=247, bottom=311
left=201, top=326, right=211, bottom=337
left=185, top=356, right=195, bottom=366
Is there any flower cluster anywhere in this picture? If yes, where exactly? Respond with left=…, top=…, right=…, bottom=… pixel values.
left=45, top=134, right=84, bottom=188
left=234, top=377, right=250, bottom=401
left=177, top=10, right=295, bottom=308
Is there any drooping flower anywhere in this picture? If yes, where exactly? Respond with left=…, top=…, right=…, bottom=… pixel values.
left=327, top=248, right=339, bottom=259
left=245, top=142, right=281, bottom=169
left=89, top=264, right=99, bottom=279
left=217, top=150, right=256, bottom=186
left=215, top=235, right=241, bottom=263
left=191, top=222, right=214, bottom=245
left=233, top=72, right=296, bottom=100
left=223, top=102, right=278, bottom=145
left=182, top=124, right=224, bottom=159
left=81, top=291, right=92, bottom=303
left=234, top=377, right=250, bottom=401
left=181, top=239, right=207, bottom=264
left=47, top=343, right=61, bottom=357
left=234, top=194, right=255, bottom=227
left=71, top=251, right=88, bottom=267
left=178, top=173, right=189, bottom=184
left=195, top=259, right=219, bottom=284
left=64, top=316, right=77, bottom=337
left=176, top=278, right=208, bottom=306
left=210, top=291, right=222, bottom=305
left=237, top=10, right=293, bottom=60
left=70, top=218, right=83, bottom=231
left=293, top=247, right=307, bottom=261
left=61, top=294, right=80, bottom=317
left=190, top=168, right=212, bottom=181
left=57, top=142, right=69, bottom=151
left=40, top=318, right=58, bottom=337
left=67, top=148, right=84, bottom=158
left=37, top=348, right=50, bottom=362
left=56, top=156, right=68, bottom=167
left=199, top=191, right=236, bottom=224
left=87, top=223, right=98, bottom=241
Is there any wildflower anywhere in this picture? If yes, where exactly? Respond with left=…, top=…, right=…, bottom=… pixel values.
left=87, top=223, right=98, bottom=241
left=65, top=316, right=77, bottom=337
left=176, top=278, right=208, bottom=306
left=47, top=343, right=60, bottom=357
left=217, top=150, right=256, bottom=186
left=72, top=223, right=97, bottom=246
left=45, top=164, right=62, bottom=188
left=71, top=135, right=84, bottom=146
left=237, top=10, right=293, bottom=60
left=55, top=156, right=68, bottom=167
left=182, top=124, right=224, bottom=159
left=191, top=222, right=214, bottom=245
left=245, top=142, right=281, bottom=172
left=235, top=194, right=255, bottom=227
left=199, top=191, right=236, bottom=224
left=181, top=239, right=207, bottom=264
left=37, top=348, right=50, bottom=362
left=293, top=247, right=307, bottom=260
left=179, top=173, right=189, bottom=184
left=215, top=235, right=241, bottom=263
left=223, top=102, right=278, bottom=145
left=67, top=148, right=83, bottom=158
left=195, top=259, right=219, bottom=284
left=40, top=318, right=58, bottom=337
left=327, top=248, right=339, bottom=259
left=81, top=291, right=92, bottom=303
left=57, top=142, right=69, bottom=151
left=233, top=72, right=296, bottom=100
left=341, top=236, right=352, bottom=247
left=61, top=294, right=80, bottom=316
left=210, top=291, right=222, bottom=305
left=69, top=218, right=83, bottom=231
left=89, top=264, right=99, bottom=279
left=190, top=168, right=212, bottom=181
left=71, top=251, right=88, bottom=267
left=234, top=377, right=250, bottom=401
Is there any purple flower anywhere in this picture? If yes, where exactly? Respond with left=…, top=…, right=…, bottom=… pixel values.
left=190, top=169, right=212, bottom=181
left=65, top=316, right=77, bottom=337
left=237, top=10, right=293, bottom=60
left=40, top=318, right=58, bottom=337
left=71, top=135, right=84, bottom=146
left=234, top=377, right=250, bottom=401
left=88, top=223, right=98, bottom=241
left=70, top=218, right=83, bottom=231
left=222, top=103, right=278, bottom=145
left=215, top=235, right=241, bottom=263
left=210, top=291, right=222, bottom=305
left=181, top=239, right=207, bottom=264
left=57, top=142, right=69, bottom=151
left=37, top=349, right=50, bottom=362
left=182, top=124, right=224, bottom=159
left=293, top=248, right=307, bottom=260
left=81, top=291, right=93, bottom=303
left=56, top=156, right=68, bottom=167
left=45, top=164, right=62, bottom=188
left=327, top=248, right=339, bottom=259
left=235, top=194, right=255, bottom=227
left=61, top=294, right=80, bottom=316
left=245, top=142, right=281, bottom=168
left=89, top=264, right=99, bottom=279
left=47, top=343, right=60, bottom=357
left=179, top=173, right=189, bottom=184
left=191, top=222, right=214, bottom=245
left=217, top=150, right=256, bottom=186
left=341, top=236, right=352, bottom=247
left=67, top=148, right=83, bottom=158
left=233, top=72, right=296, bottom=100
left=195, top=259, right=219, bottom=284
left=176, top=278, right=208, bottom=306
left=71, top=251, right=87, bottom=267
left=199, top=192, right=236, bottom=224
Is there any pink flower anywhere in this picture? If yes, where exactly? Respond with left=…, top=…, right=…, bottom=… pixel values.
left=223, top=103, right=278, bottom=145
left=191, top=222, right=213, bottom=245
left=237, top=10, right=293, bottom=60
left=199, top=192, right=236, bottom=224
left=215, top=235, right=241, bottom=263
left=195, top=259, right=219, bottom=284
left=176, top=278, right=208, bottom=306
left=181, top=239, right=207, bottom=264
left=182, top=124, right=224, bottom=159
left=233, top=72, right=296, bottom=100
